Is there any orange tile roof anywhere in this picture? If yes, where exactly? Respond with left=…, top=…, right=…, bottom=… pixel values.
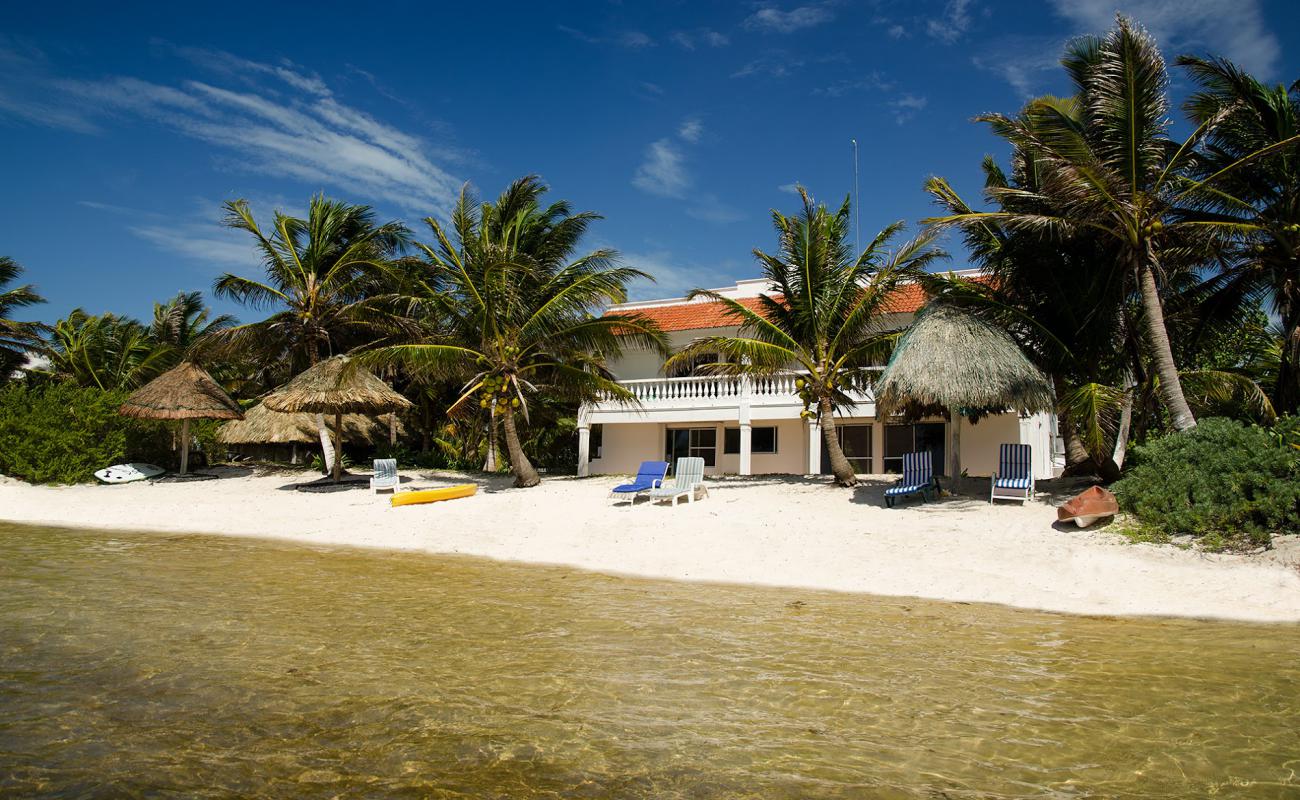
left=609, top=280, right=955, bottom=333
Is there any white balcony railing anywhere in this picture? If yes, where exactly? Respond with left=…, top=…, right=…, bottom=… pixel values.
left=599, top=369, right=880, bottom=409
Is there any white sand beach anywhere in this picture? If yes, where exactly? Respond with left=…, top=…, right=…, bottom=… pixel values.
left=2, top=468, right=1298, bottom=623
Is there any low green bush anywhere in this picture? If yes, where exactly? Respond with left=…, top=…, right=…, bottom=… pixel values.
left=0, top=382, right=221, bottom=484
left=1112, top=417, right=1300, bottom=549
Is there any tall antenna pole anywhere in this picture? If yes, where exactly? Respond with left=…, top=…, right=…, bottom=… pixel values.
left=851, top=138, right=860, bottom=255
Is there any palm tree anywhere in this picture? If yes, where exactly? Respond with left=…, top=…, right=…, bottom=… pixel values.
left=927, top=17, right=1300, bottom=432
left=150, top=290, right=235, bottom=357
left=925, top=138, right=1131, bottom=477
left=0, top=257, right=47, bottom=379
left=665, top=187, right=944, bottom=488
left=46, top=310, right=170, bottom=390
left=361, top=176, right=668, bottom=488
left=1177, top=55, right=1300, bottom=414
left=213, top=195, right=409, bottom=468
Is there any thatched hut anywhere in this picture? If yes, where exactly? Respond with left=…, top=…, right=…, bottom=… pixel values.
left=217, top=402, right=404, bottom=462
left=875, top=305, right=1053, bottom=491
left=263, top=356, right=411, bottom=482
left=120, top=361, right=244, bottom=475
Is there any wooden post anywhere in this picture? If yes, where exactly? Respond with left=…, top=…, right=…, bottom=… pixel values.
left=949, top=405, right=961, bottom=495
left=333, top=412, right=343, bottom=483
left=179, top=418, right=191, bottom=476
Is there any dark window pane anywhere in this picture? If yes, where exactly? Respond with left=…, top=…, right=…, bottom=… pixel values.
left=914, top=422, right=947, bottom=476
left=693, top=428, right=716, bottom=448
left=752, top=426, right=777, bottom=453
left=723, top=428, right=740, bottom=454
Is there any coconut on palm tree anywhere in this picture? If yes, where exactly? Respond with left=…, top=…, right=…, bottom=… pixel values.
left=361, top=176, right=668, bottom=488
left=213, top=195, right=409, bottom=470
left=664, top=187, right=944, bottom=488
left=926, top=17, right=1300, bottom=433
left=0, top=257, right=46, bottom=380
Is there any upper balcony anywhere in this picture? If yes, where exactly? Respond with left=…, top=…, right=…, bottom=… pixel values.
left=581, top=370, right=879, bottom=424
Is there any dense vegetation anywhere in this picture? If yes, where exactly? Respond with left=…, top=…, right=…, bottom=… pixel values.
left=1113, top=418, right=1300, bottom=549
left=1, top=15, right=1298, bottom=546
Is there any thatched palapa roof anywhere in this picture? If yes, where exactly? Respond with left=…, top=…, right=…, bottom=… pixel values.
left=120, top=361, right=244, bottom=421
left=217, top=402, right=403, bottom=445
left=263, top=356, right=412, bottom=415
left=875, top=305, right=1053, bottom=416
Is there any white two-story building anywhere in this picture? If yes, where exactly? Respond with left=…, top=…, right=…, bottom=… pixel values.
left=576, top=271, right=1061, bottom=481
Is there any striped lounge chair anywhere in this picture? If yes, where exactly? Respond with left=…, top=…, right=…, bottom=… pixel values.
left=371, top=458, right=399, bottom=494
left=647, top=457, right=709, bottom=506
left=884, top=450, right=938, bottom=508
left=990, top=444, right=1033, bottom=504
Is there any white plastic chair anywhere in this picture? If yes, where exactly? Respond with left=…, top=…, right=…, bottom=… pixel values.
left=647, top=457, right=708, bottom=506
left=371, top=458, right=399, bottom=494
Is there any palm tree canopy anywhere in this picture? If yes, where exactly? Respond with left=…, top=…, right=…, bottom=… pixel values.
left=213, top=195, right=410, bottom=367
left=119, top=361, right=244, bottom=421
left=876, top=304, right=1054, bottom=416
left=666, top=187, right=944, bottom=393
left=0, top=256, right=48, bottom=373
left=263, top=355, right=412, bottom=415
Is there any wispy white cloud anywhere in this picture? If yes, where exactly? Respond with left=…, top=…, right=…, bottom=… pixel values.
left=678, top=117, right=704, bottom=143
left=814, top=71, right=894, bottom=97
left=731, top=50, right=805, bottom=79
left=1049, top=0, right=1280, bottom=76
left=888, top=93, right=928, bottom=124
left=631, top=120, right=742, bottom=224
left=686, top=195, right=744, bottom=224
left=621, top=250, right=741, bottom=300
left=632, top=139, right=690, bottom=198
left=0, top=40, right=461, bottom=214
left=971, top=36, right=1064, bottom=98
left=744, top=4, right=836, bottom=33
left=887, top=24, right=908, bottom=39
left=926, top=0, right=974, bottom=44
left=558, top=24, right=655, bottom=49
left=777, top=183, right=801, bottom=194
left=670, top=28, right=730, bottom=49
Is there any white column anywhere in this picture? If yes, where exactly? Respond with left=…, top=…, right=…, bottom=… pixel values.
left=577, top=425, right=591, bottom=478
left=806, top=417, right=821, bottom=475
left=739, top=422, right=752, bottom=476
left=871, top=419, right=885, bottom=475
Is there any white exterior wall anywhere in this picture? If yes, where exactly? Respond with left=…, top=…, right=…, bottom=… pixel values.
left=714, top=418, right=808, bottom=475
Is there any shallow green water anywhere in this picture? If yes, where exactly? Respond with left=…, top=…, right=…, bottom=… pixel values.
left=1, top=523, right=1298, bottom=798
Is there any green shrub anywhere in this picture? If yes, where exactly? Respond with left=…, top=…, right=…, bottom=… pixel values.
left=1112, top=418, right=1300, bottom=549
left=0, top=382, right=222, bottom=484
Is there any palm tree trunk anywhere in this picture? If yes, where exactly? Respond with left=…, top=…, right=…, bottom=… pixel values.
left=483, top=410, right=498, bottom=472
left=179, top=418, right=191, bottom=476
left=1137, top=260, right=1197, bottom=431
left=305, top=340, right=336, bottom=473
left=332, top=413, right=343, bottom=483
left=502, top=405, right=540, bottom=488
left=818, top=396, right=856, bottom=487
left=1276, top=316, right=1300, bottom=416
left=1052, top=376, right=1093, bottom=476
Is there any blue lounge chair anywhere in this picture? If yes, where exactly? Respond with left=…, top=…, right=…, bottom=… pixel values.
left=884, top=450, right=938, bottom=508
left=990, top=443, right=1034, bottom=503
left=371, top=458, right=399, bottom=494
left=610, top=460, right=669, bottom=505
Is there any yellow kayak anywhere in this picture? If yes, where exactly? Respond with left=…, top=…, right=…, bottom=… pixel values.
left=391, top=483, right=478, bottom=507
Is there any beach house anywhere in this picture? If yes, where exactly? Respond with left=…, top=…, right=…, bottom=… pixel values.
left=577, top=269, right=1061, bottom=479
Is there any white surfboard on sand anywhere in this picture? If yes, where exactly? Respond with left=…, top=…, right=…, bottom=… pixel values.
left=94, top=463, right=165, bottom=484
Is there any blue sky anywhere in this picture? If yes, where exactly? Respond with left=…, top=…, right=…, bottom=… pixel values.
left=2, top=1, right=1297, bottom=323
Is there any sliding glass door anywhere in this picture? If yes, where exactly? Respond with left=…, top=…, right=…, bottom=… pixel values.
left=883, top=422, right=946, bottom=475
left=665, top=428, right=716, bottom=468
left=820, top=424, right=872, bottom=474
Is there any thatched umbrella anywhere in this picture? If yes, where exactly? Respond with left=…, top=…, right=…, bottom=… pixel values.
left=119, top=361, right=244, bottom=475
left=875, top=305, right=1053, bottom=493
left=262, top=356, right=412, bottom=482
left=217, top=402, right=404, bottom=462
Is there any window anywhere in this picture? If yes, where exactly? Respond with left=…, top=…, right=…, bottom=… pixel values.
left=883, top=422, right=946, bottom=474
left=666, top=427, right=716, bottom=467
left=821, top=424, right=872, bottom=474
left=588, top=424, right=603, bottom=462
left=724, top=426, right=778, bottom=455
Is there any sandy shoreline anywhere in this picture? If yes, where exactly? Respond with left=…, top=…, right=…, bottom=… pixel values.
left=2, top=468, right=1299, bottom=623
